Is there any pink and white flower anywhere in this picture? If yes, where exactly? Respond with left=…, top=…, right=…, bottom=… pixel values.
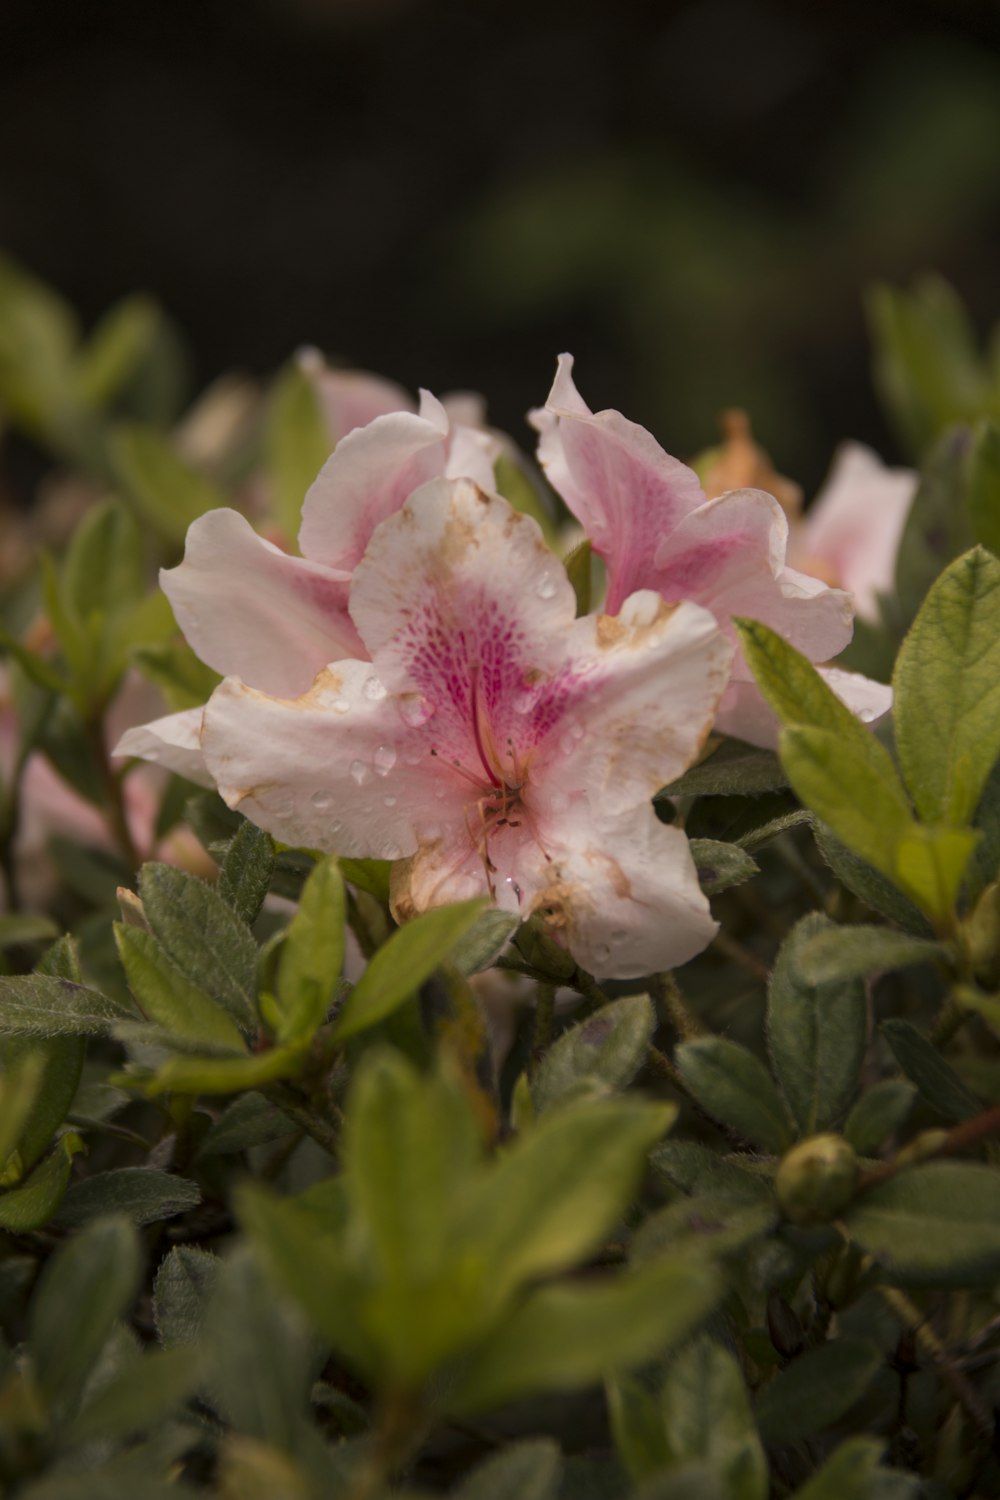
left=532, top=355, right=892, bottom=748
left=789, top=442, right=917, bottom=623
left=120, top=478, right=732, bottom=979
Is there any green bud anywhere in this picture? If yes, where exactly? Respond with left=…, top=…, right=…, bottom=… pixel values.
left=775, top=1133, right=859, bottom=1225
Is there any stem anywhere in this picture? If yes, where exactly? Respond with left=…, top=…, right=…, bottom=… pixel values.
left=930, top=996, right=972, bottom=1049
left=857, top=1104, right=1000, bottom=1195
left=265, top=1082, right=342, bottom=1158
left=530, top=984, right=555, bottom=1073
left=652, top=972, right=703, bottom=1040
left=711, top=930, right=771, bottom=982
left=343, top=1391, right=426, bottom=1500
left=875, top=1281, right=994, bottom=1442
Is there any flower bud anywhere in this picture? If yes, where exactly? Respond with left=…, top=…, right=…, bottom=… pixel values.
left=775, top=1133, right=859, bottom=1225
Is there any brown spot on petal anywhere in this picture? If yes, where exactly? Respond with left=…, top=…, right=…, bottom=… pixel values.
left=595, top=614, right=628, bottom=648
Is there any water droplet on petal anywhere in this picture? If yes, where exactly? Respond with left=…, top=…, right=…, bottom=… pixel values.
left=331, top=697, right=351, bottom=715
left=310, top=789, right=332, bottom=809
left=363, top=675, right=387, bottom=701
left=374, top=744, right=397, bottom=775
left=399, top=693, right=435, bottom=728
left=537, top=573, right=556, bottom=600
left=350, top=759, right=368, bottom=786
left=594, top=942, right=612, bottom=963
left=383, top=794, right=397, bottom=807
left=512, top=686, right=535, bottom=714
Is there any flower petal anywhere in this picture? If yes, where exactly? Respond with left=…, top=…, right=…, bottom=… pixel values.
left=792, top=442, right=917, bottom=622
left=654, top=489, right=854, bottom=664
left=714, top=666, right=894, bottom=749
left=818, top=666, right=893, bottom=726
left=349, top=477, right=576, bottom=774
left=297, top=403, right=449, bottom=571
left=200, top=662, right=471, bottom=860
left=532, top=353, right=706, bottom=611
left=299, top=351, right=415, bottom=440
left=161, top=509, right=362, bottom=697
left=113, top=709, right=213, bottom=787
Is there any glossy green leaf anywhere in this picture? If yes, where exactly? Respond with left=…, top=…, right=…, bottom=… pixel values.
left=139, top=863, right=257, bottom=1027
left=274, top=856, right=346, bottom=1043
left=29, top=1215, right=140, bottom=1418
left=332, top=898, right=486, bottom=1043
left=676, top=1038, right=792, bottom=1153
left=767, top=914, right=866, bottom=1135
left=894, top=546, right=1000, bottom=824
left=881, top=1018, right=981, bottom=1123
left=115, top=923, right=248, bottom=1051
left=446, top=1254, right=721, bottom=1416
left=753, top=1338, right=882, bottom=1441
left=844, top=1162, right=1000, bottom=1284
left=0, top=975, right=134, bottom=1036
left=532, top=994, right=655, bottom=1111
left=218, top=821, right=275, bottom=927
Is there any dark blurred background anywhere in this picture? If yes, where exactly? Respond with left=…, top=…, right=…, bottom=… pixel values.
left=2, top=0, right=1000, bottom=490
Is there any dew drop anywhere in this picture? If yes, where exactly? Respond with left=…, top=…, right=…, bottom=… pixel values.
left=332, top=697, right=351, bottom=715
left=512, top=686, right=535, bottom=714
left=310, top=789, right=332, bottom=809
left=536, top=573, right=557, bottom=600
left=374, top=744, right=397, bottom=775
left=350, top=759, right=368, bottom=786
left=399, top=693, right=435, bottom=728
left=363, top=675, right=387, bottom=701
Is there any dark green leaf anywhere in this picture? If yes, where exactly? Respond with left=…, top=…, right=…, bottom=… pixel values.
left=967, top=420, right=1000, bottom=557
left=795, top=924, right=948, bottom=984
left=0, top=1137, right=79, bottom=1231
left=139, top=863, right=257, bottom=1027
left=893, top=426, right=976, bottom=623
left=881, top=1018, right=981, bottom=1123
left=1, top=1036, right=84, bottom=1173
left=0, top=913, right=59, bottom=947
left=793, top=1437, right=917, bottom=1500
left=650, top=1141, right=774, bottom=1205
left=453, top=1440, right=562, bottom=1500
left=812, top=824, right=930, bottom=934
left=274, top=856, right=346, bottom=1044
left=844, top=1162, right=1000, bottom=1284
left=767, top=914, right=867, bottom=1134
left=218, top=822, right=275, bottom=927
left=690, top=840, right=759, bottom=896
left=114, top=923, right=248, bottom=1051
left=660, top=739, right=788, bottom=799
left=753, top=1338, right=882, bottom=1441
left=532, top=994, right=655, bottom=1111
left=54, top=1168, right=201, bottom=1228
left=196, top=1092, right=298, bottom=1157
left=660, top=1337, right=767, bottom=1500
left=0, top=975, right=135, bottom=1036
left=676, top=1038, right=792, bottom=1153
left=153, top=1245, right=219, bottom=1348
left=450, top=909, right=521, bottom=976
left=67, top=1346, right=200, bottom=1444
left=844, top=1080, right=917, bottom=1156
left=630, top=1194, right=777, bottom=1266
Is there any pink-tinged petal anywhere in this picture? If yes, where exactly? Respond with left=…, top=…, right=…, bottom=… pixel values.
left=298, top=350, right=415, bottom=439
left=297, top=404, right=450, bottom=571
left=714, top=667, right=893, bottom=750
left=162, top=509, right=363, bottom=697
left=349, top=477, right=576, bottom=776
left=200, top=662, right=474, bottom=860
left=444, top=421, right=501, bottom=490
left=525, top=593, right=732, bottom=815
left=113, top=709, right=213, bottom=787
left=792, top=442, right=917, bottom=622
left=531, top=354, right=706, bottom=612
left=653, top=489, right=854, bottom=666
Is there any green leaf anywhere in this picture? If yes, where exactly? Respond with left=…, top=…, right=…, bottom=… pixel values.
left=780, top=727, right=913, bottom=886
left=844, top=1162, right=1000, bottom=1284
left=792, top=1438, right=912, bottom=1500
left=265, top=360, right=332, bottom=546
left=274, top=856, right=346, bottom=1044
left=0, top=975, right=135, bottom=1036
left=445, top=1254, right=721, bottom=1416
left=339, top=857, right=391, bottom=903
left=0, top=251, right=80, bottom=441
left=676, top=1038, right=792, bottom=1153
left=753, top=1338, right=882, bottom=1441
left=111, top=423, right=227, bottom=546
left=881, top=1018, right=981, bottom=1123
left=812, top=825, right=930, bottom=934
left=690, top=840, right=759, bottom=896
left=54, top=1167, right=201, bottom=1228
left=734, top=808, right=813, bottom=853
left=0, top=1037, right=83, bottom=1176
left=205, top=1245, right=314, bottom=1450
left=630, top=1194, right=777, bottom=1266
left=892, top=822, right=979, bottom=922
left=564, top=538, right=592, bottom=616
left=532, top=994, right=656, bottom=1111
left=139, top=863, right=258, bottom=1027
left=893, top=425, right=977, bottom=622
left=218, top=822, right=275, bottom=926
left=67, top=1345, right=200, bottom=1445
left=115, top=923, right=248, bottom=1051
left=651, top=1141, right=774, bottom=1206
left=0, top=1137, right=80, bottom=1231
left=966, top=420, right=1000, bottom=557
left=660, top=1337, right=767, bottom=1500
left=767, top=914, right=866, bottom=1135
left=62, top=498, right=145, bottom=620
left=453, top=1440, right=562, bottom=1500
left=0, top=913, right=60, bottom=947
left=153, top=1245, right=219, bottom=1348
left=607, top=1375, right=670, bottom=1484
left=196, top=1092, right=298, bottom=1157
left=660, top=739, right=788, bottom=799
left=844, top=1080, right=917, bottom=1156
left=794, top=923, right=948, bottom=984
left=332, top=898, right=486, bottom=1043
left=74, top=292, right=185, bottom=420
left=494, top=453, right=556, bottom=542
left=461, top=1094, right=676, bottom=1302
left=29, top=1215, right=140, bottom=1418
left=132, top=638, right=221, bottom=713
left=449, top=909, right=521, bottom=976
left=144, top=1046, right=304, bottom=1096
left=894, top=546, right=1000, bottom=824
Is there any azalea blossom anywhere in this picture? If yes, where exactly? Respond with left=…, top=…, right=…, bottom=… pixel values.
left=298, top=348, right=490, bottom=443
left=788, top=441, right=917, bottom=624
left=531, top=355, right=892, bottom=748
left=120, top=478, right=732, bottom=979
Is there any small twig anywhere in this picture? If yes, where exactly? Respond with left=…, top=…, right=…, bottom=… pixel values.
left=930, top=996, right=973, bottom=1049
left=530, top=984, right=555, bottom=1074
left=875, top=1281, right=995, bottom=1443
left=265, top=1082, right=342, bottom=1158
left=652, top=972, right=703, bottom=1040
left=857, top=1104, right=1000, bottom=1195
left=711, top=930, right=771, bottom=982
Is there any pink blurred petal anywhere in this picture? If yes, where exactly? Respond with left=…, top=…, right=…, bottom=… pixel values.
left=114, top=709, right=213, bottom=788
left=298, top=350, right=414, bottom=439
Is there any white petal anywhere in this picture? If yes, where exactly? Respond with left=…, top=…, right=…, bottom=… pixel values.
left=818, top=666, right=893, bottom=726
left=162, top=509, right=362, bottom=697
left=113, top=709, right=213, bottom=787
left=298, top=351, right=414, bottom=439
